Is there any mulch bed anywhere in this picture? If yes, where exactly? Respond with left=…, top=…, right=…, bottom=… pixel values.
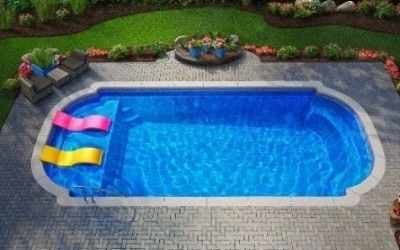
left=264, top=12, right=400, bottom=34
left=0, top=4, right=257, bottom=40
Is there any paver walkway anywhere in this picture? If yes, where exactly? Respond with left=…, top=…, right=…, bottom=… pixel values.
left=1, top=52, right=399, bottom=250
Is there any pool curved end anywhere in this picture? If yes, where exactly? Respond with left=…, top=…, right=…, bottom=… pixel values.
left=31, top=81, right=385, bottom=207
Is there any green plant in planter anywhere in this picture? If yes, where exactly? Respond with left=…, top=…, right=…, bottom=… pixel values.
left=69, top=0, right=88, bottom=15
left=323, top=43, right=342, bottom=60
left=277, top=46, right=299, bottom=60
left=28, top=48, right=59, bottom=68
left=18, top=13, right=35, bottom=27
left=0, top=6, right=15, bottom=30
left=358, top=0, right=376, bottom=16
left=341, top=48, right=358, bottom=60
left=1, top=78, right=19, bottom=93
left=375, top=1, right=396, bottom=19
left=303, top=45, right=319, bottom=58
left=108, top=44, right=130, bottom=61
left=31, top=0, right=58, bottom=23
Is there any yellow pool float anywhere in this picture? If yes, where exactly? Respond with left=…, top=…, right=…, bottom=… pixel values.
left=40, top=145, right=103, bottom=168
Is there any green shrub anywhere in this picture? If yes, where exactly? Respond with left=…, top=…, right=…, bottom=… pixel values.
left=1, top=78, right=19, bottom=93
left=0, top=6, right=15, bottom=30
left=267, top=2, right=280, bottom=15
left=18, top=13, right=35, bottom=27
left=341, top=48, right=358, bottom=60
left=279, top=3, right=295, bottom=17
left=31, top=0, right=58, bottom=23
left=323, top=43, right=342, bottom=60
left=28, top=48, right=59, bottom=68
left=56, top=7, right=70, bottom=20
left=397, top=3, right=400, bottom=16
left=357, top=0, right=376, bottom=16
left=374, top=1, right=396, bottom=19
left=277, top=46, right=299, bottom=60
left=69, top=0, right=88, bottom=15
left=240, top=0, right=251, bottom=7
left=303, top=45, right=319, bottom=58
left=309, top=0, right=322, bottom=13
left=108, top=44, right=130, bottom=61
left=294, top=5, right=315, bottom=18
left=150, top=42, right=169, bottom=57
left=6, top=0, right=32, bottom=12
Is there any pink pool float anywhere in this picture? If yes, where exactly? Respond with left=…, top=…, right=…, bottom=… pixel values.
left=52, top=111, right=111, bottom=132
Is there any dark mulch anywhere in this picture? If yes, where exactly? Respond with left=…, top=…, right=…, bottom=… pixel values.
left=0, top=4, right=257, bottom=40
left=264, top=12, right=400, bottom=34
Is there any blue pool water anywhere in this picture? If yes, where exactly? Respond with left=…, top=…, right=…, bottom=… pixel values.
left=44, top=89, right=373, bottom=197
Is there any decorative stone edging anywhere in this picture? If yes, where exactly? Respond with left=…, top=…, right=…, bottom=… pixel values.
left=31, top=81, right=385, bottom=207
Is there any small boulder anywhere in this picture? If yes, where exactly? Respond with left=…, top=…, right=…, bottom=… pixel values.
left=336, top=1, right=356, bottom=12
left=321, top=0, right=337, bottom=12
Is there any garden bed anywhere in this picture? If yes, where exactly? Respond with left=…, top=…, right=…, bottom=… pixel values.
left=264, top=12, right=400, bottom=34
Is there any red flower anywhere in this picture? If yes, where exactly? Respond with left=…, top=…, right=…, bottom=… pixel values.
left=385, top=58, right=400, bottom=80
left=18, top=62, right=31, bottom=79
left=358, top=49, right=379, bottom=61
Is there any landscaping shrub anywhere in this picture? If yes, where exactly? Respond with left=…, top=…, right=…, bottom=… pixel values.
left=18, top=13, right=35, bottom=27
left=6, top=0, right=32, bottom=12
left=69, top=0, right=88, bottom=15
left=31, top=0, right=58, bottom=22
left=374, top=0, right=396, bottom=19
left=341, top=48, right=358, bottom=60
left=279, top=3, right=295, bottom=17
left=397, top=3, right=400, bottom=16
left=303, top=45, right=319, bottom=58
left=293, top=5, right=315, bottom=18
left=240, top=0, right=252, bottom=7
left=56, top=7, right=70, bottom=20
left=309, top=0, right=322, bottom=12
left=323, top=43, right=342, bottom=60
left=0, top=78, right=19, bottom=93
left=28, top=48, right=59, bottom=68
left=0, top=6, right=15, bottom=30
left=277, top=46, right=299, bottom=60
left=108, top=44, right=130, bottom=60
left=267, top=2, right=280, bottom=15
left=150, top=42, right=169, bottom=57
left=357, top=0, right=376, bottom=16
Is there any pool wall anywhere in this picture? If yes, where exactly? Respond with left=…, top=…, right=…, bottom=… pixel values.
left=31, top=81, right=385, bottom=207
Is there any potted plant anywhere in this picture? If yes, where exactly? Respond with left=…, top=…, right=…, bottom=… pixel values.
left=27, top=48, right=59, bottom=77
left=202, top=35, right=212, bottom=53
left=213, top=37, right=226, bottom=59
left=188, top=39, right=203, bottom=59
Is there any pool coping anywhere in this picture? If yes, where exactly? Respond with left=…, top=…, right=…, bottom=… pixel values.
left=31, top=81, right=386, bottom=207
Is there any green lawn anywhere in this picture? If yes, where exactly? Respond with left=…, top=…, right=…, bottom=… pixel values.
left=1, top=7, right=400, bottom=127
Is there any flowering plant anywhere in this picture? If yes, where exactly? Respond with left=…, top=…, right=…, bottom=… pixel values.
left=213, top=38, right=226, bottom=49
left=385, top=58, right=400, bottom=80
left=358, top=49, right=380, bottom=61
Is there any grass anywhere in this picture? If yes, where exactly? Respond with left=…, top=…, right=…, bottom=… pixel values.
left=1, top=7, right=400, bottom=127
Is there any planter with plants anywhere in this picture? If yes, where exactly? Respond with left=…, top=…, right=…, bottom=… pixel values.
left=26, top=48, right=60, bottom=77
left=174, top=33, right=243, bottom=65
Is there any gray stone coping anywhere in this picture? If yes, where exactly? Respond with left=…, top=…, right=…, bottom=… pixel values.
left=31, top=81, right=385, bottom=207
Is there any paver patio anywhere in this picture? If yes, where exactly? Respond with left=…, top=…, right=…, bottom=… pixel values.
left=0, top=52, right=399, bottom=249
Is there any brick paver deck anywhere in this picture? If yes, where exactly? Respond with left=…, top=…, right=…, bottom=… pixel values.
left=1, top=52, right=399, bottom=249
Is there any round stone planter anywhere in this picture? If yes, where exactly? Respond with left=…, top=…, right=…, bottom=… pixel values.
left=175, top=47, right=243, bottom=66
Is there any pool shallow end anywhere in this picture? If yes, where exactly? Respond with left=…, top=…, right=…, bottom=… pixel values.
left=31, top=81, right=385, bottom=207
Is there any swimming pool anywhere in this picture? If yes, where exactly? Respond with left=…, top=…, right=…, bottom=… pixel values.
left=41, top=86, right=376, bottom=198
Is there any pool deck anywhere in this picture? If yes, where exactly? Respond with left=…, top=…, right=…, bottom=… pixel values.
left=1, top=52, right=400, bottom=249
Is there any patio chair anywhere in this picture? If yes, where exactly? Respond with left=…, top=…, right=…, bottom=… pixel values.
left=19, top=75, right=54, bottom=103
left=58, top=50, right=89, bottom=78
